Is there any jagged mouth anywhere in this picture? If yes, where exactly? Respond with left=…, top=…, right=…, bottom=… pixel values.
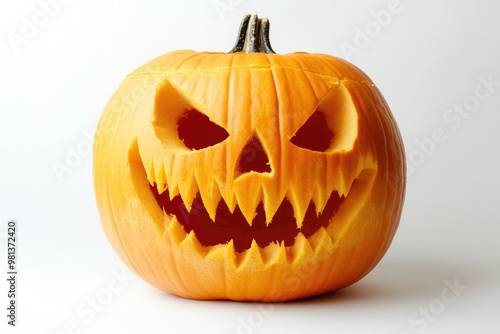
left=149, top=184, right=349, bottom=253
left=129, top=139, right=375, bottom=254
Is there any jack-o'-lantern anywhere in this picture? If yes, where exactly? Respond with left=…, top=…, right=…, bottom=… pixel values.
left=94, top=14, right=406, bottom=301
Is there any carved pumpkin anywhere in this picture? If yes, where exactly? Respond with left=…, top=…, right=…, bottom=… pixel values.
left=94, top=14, right=405, bottom=301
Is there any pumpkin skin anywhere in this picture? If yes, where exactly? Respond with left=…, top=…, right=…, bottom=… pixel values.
left=93, top=14, right=405, bottom=301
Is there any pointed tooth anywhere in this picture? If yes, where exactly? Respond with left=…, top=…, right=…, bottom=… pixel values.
left=215, top=179, right=231, bottom=206
left=262, top=190, right=284, bottom=226
left=223, top=240, right=237, bottom=268
left=260, top=241, right=286, bottom=266
left=168, top=179, right=180, bottom=200
left=194, top=166, right=220, bottom=221
left=155, top=163, right=167, bottom=194
left=169, top=153, right=198, bottom=210
left=308, top=227, right=334, bottom=251
left=277, top=242, right=287, bottom=264
left=287, top=185, right=313, bottom=229
left=294, top=207, right=307, bottom=230
left=330, top=156, right=351, bottom=198
left=177, top=174, right=198, bottom=212
left=217, top=171, right=236, bottom=213
left=162, top=156, right=178, bottom=199
left=224, top=192, right=238, bottom=214
left=146, top=160, right=156, bottom=186
left=334, top=169, right=348, bottom=198
left=156, top=173, right=167, bottom=194
left=239, top=239, right=264, bottom=269
left=152, top=158, right=164, bottom=186
left=156, top=183, right=164, bottom=195
left=312, top=184, right=329, bottom=217
left=235, top=183, right=261, bottom=226
left=290, top=232, right=314, bottom=264
left=164, top=215, right=187, bottom=245
left=325, top=157, right=336, bottom=197
left=180, top=230, right=207, bottom=258
left=198, top=180, right=222, bottom=221
left=215, top=178, right=236, bottom=217
left=239, top=205, right=257, bottom=226
left=205, top=240, right=236, bottom=267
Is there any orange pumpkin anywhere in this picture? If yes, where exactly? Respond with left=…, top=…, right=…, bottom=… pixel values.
left=93, top=14, right=405, bottom=301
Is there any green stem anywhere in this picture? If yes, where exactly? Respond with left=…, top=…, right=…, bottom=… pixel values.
left=229, top=13, right=276, bottom=54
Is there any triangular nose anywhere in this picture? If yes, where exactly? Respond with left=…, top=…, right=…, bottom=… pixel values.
left=237, top=136, right=271, bottom=174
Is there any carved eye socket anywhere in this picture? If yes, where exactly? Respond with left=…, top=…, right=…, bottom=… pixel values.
left=177, top=109, right=229, bottom=150
left=290, top=111, right=333, bottom=152
left=152, top=80, right=229, bottom=152
left=290, top=83, right=358, bottom=153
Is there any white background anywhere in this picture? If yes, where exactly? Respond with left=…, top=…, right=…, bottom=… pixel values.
left=1, top=0, right=499, bottom=333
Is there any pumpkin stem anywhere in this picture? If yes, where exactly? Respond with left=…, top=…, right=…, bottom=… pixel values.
left=229, top=13, right=276, bottom=54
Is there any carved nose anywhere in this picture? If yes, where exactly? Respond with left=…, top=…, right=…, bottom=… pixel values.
left=237, top=136, right=271, bottom=175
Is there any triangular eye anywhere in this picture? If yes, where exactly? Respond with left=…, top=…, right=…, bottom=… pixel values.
left=290, top=111, right=333, bottom=152
left=177, top=109, right=229, bottom=150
